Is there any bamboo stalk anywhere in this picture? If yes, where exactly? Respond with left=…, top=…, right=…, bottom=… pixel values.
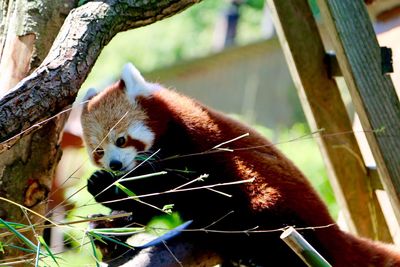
left=280, top=227, right=332, bottom=267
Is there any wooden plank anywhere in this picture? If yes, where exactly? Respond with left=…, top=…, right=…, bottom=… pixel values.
left=317, top=0, right=400, bottom=224
left=267, top=0, right=392, bottom=241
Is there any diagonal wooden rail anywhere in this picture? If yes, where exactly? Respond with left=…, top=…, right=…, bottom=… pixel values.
left=317, top=0, right=400, bottom=226
left=267, top=0, right=392, bottom=241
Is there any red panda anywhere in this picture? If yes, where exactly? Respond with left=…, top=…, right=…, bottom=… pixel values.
left=80, top=63, right=400, bottom=266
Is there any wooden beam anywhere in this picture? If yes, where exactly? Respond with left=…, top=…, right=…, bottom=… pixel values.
left=267, top=0, right=392, bottom=242
left=317, top=0, right=400, bottom=225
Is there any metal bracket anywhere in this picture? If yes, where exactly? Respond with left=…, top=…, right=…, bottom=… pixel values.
left=381, top=46, right=394, bottom=74
left=325, top=52, right=342, bottom=78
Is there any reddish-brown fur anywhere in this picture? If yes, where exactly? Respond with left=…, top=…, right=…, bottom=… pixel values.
left=82, top=80, right=400, bottom=266
left=124, top=136, right=146, bottom=152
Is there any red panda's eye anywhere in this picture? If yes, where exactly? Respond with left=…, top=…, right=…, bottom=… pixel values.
left=116, top=137, right=126, bottom=148
left=93, top=148, right=104, bottom=157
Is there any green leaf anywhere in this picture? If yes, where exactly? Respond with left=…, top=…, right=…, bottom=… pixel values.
left=88, top=235, right=100, bottom=267
left=88, top=232, right=135, bottom=250
left=134, top=155, right=156, bottom=162
left=35, top=241, right=41, bottom=267
left=38, top=236, right=59, bottom=266
left=90, top=227, right=144, bottom=235
left=120, top=171, right=168, bottom=182
left=245, top=0, right=265, bottom=9
left=77, top=0, right=90, bottom=6
left=7, top=244, right=36, bottom=253
left=115, top=182, right=136, bottom=197
left=162, top=204, right=174, bottom=215
left=375, top=126, right=386, bottom=134
left=0, top=218, right=36, bottom=250
left=0, top=242, right=4, bottom=253
left=0, top=221, right=27, bottom=229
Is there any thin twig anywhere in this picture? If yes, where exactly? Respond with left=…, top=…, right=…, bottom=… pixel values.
left=100, top=178, right=256, bottom=205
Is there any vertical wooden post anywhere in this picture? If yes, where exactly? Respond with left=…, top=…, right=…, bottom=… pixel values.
left=267, top=0, right=392, bottom=241
left=317, top=0, right=400, bottom=225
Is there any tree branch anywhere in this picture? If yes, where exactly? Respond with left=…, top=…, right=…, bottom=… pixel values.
left=0, top=0, right=201, bottom=152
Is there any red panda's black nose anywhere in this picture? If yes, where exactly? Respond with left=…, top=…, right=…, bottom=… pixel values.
left=109, top=160, right=123, bottom=171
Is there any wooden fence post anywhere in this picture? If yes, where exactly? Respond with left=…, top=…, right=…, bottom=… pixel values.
left=317, top=0, right=400, bottom=225
left=267, top=0, right=392, bottom=241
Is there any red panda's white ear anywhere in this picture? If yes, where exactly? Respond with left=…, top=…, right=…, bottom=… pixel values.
left=121, top=63, right=153, bottom=99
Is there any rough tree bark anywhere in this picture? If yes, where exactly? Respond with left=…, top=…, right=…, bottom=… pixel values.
left=0, top=0, right=75, bottom=263
left=0, top=0, right=201, bottom=264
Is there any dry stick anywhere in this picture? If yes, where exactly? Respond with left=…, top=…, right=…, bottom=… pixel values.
left=0, top=197, right=64, bottom=230
left=119, top=171, right=168, bottom=182
left=166, top=170, right=231, bottom=197
left=211, top=132, right=250, bottom=150
left=161, top=132, right=253, bottom=162
left=162, top=240, right=184, bottom=267
left=0, top=104, right=79, bottom=149
left=156, top=128, right=390, bottom=163
left=99, top=178, right=256, bottom=205
left=171, top=174, right=209, bottom=191
left=182, top=223, right=336, bottom=235
left=168, top=173, right=232, bottom=197
left=21, top=208, right=39, bottom=241
left=0, top=258, right=35, bottom=266
left=201, top=210, right=235, bottom=230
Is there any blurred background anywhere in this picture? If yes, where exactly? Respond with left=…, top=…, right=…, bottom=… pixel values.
left=51, top=0, right=400, bottom=265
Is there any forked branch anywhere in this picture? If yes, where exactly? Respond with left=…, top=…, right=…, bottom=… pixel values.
left=0, top=0, right=201, bottom=152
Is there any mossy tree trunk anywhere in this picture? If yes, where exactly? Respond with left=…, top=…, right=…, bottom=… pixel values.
left=0, top=0, right=201, bottom=264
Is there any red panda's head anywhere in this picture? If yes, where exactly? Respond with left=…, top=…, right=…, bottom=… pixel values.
left=80, top=63, right=161, bottom=172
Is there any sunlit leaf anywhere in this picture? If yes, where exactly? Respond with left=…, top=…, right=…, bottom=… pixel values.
left=38, top=236, right=59, bottom=266
left=0, top=221, right=27, bottom=229
left=87, top=232, right=135, bottom=250
left=115, top=182, right=136, bottom=197
left=35, top=241, right=41, bottom=267
left=90, top=227, right=144, bottom=235
left=88, top=235, right=100, bottom=267
left=162, top=204, right=174, bottom=214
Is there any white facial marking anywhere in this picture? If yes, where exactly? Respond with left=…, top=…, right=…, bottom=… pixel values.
left=128, top=121, right=155, bottom=151
left=102, top=144, right=138, bottom=172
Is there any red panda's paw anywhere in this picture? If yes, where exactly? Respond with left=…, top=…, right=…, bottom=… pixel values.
left=87, top=170, right=120, bottom=203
